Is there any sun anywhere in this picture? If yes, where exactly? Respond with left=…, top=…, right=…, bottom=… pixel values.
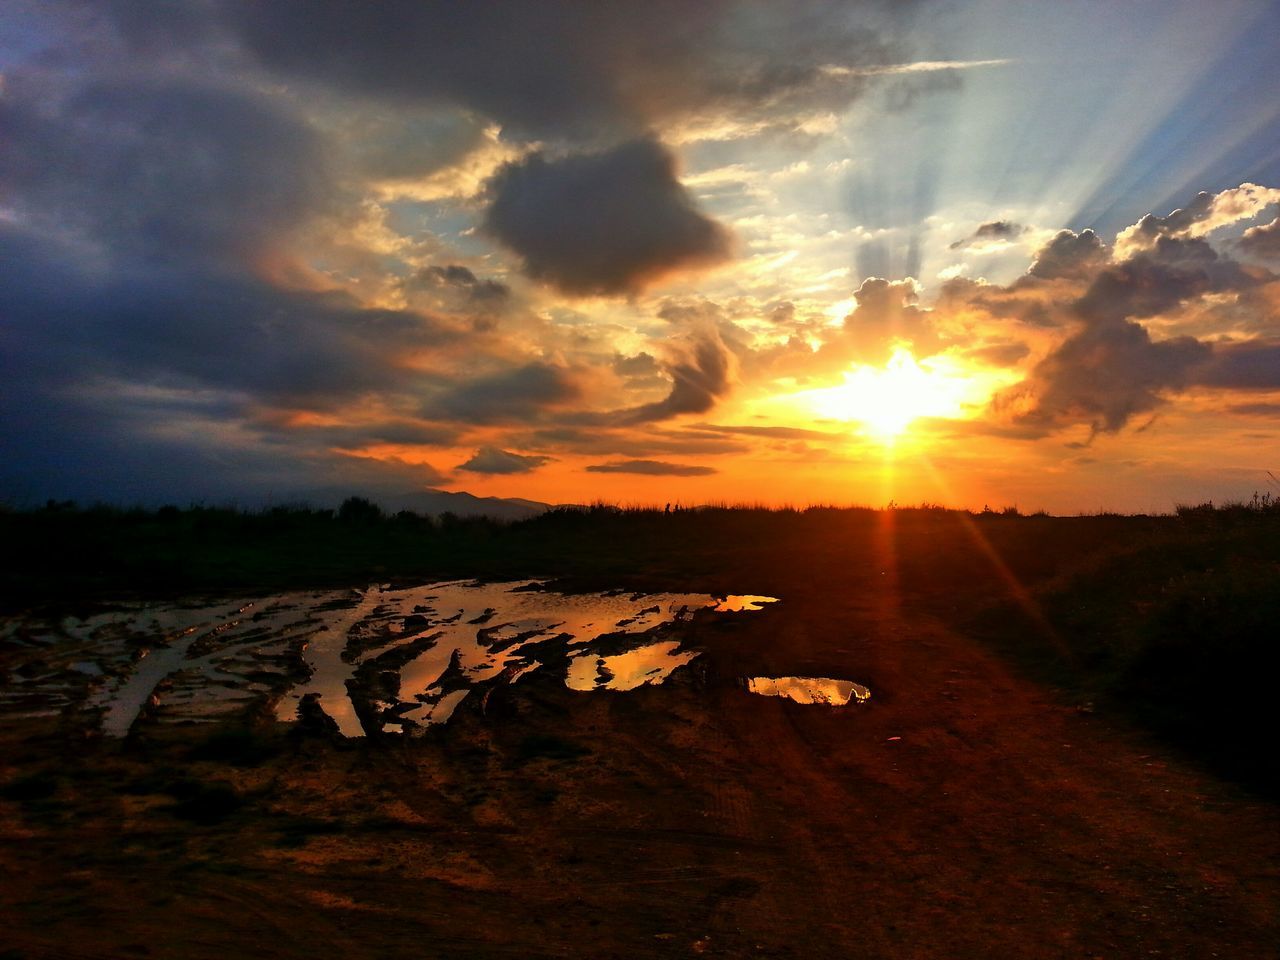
left=805, top=348, right=969, bottom=438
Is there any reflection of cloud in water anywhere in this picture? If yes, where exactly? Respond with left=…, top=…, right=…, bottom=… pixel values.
left=565, top=640, right=699, bottom=692
left=711, top=595, right=779, bottom=612
left=746, top=676, right=871, bottom=706
left=1, top=581, right=783, bottom=738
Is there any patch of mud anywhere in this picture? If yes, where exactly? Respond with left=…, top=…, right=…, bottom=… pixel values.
left=2, top=581, right=782, bottom=739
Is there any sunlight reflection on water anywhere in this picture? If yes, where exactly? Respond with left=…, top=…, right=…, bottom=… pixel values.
left=746, top=676, right=871, bottom=706
left=0, top=580, right=783, bottom=738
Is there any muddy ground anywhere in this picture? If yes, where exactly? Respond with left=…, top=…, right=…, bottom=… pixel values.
left=2, top=511, right=1278, bottom=958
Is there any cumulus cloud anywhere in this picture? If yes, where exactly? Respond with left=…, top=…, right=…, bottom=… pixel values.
left=995, top=320, right=1211, bottom=436
left=985, top=194, right=1280, bottom=436
left=585, top=460, right=717, bottom=476
left=482, top=138, right=732, bottom=296
left=1113, top=183, right=1280, bottom=260
left=1238, top=217, right=1280, bottom=259
left=840, top=277, right=941, bottom=361
left=1026, top=229, right=1109, bottom=280
left=458, top=447, right=553, bottom=475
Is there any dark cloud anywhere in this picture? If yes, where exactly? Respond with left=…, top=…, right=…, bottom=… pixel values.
left=0, top=75, right=333, bottom=266
left=406, top=265, right=510, bottom=304
left=458, top=447, right=553, bottom=475
left=621, top=329, right=736, bottom=423
left=1197, top=341, right=1280, bottom=390
left=1026, top=229, right=1109, bottom=280
left=994, top=320, right=1210, bottom=435
left=949, top=220, right=1024, bottom=249
left=1226, top=401, right=1280, bottom=417
left=482, top=139, right=732, bottom=296
left=1239, top=218, right=1280, bottom=259
left=1072, top=254, right=1213, bottom=325
left=0, top=224, right=453, bottom=406
left=427, top=363, right=586, bottom=424
left=991, top=246, right=1227, bottom=434
left=212, top=1, right=919, bottom=141
left=585, top=460, right=717, bottom=477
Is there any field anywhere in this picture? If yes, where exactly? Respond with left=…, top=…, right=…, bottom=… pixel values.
left=1, top=503, right=1278, bottom=958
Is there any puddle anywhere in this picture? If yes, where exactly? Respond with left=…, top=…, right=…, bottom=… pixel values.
left=565, top=640, right=699, bottom=692
left=746, top=676, right=871, bottom=706
left=712, top=595, right=780, bottom=612
left=1, top=580, right=781, bottom=738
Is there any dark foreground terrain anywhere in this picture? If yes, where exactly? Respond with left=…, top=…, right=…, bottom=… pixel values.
left=2, top=503, right=1278, bottom=958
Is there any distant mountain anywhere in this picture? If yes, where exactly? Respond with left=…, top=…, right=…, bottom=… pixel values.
left=253, top=486, right=557, bottom=520
left=378, top=488, right=552, bottom=521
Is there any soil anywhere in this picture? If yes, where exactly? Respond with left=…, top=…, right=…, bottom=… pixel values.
left=2, top=521, right=1277, bottom=959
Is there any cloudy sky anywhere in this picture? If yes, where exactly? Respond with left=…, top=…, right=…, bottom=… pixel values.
left=4, top=0, right=1280, bottom=513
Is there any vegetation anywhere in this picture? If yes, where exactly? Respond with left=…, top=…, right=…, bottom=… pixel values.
left=3, top=493, right=1278, bottom=792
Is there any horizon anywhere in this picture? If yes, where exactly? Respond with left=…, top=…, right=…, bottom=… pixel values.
left=4, top=2, right=1280, bottom=516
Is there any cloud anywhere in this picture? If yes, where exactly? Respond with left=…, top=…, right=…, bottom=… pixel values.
left=1113, top=183, right=1280, bottom=260
left=212, top=1, right=927, bottom=142
left=839, top=277, right=941, bottom=361
left=585, top=460, right=717, bottom=476
left=428, top=362, right=587, bottom=424
left=1197, top=341, right=1280, bottom=390
left=404, top=265, right=510, bottom=305
left=1239, top=217, right=1280, bottom=259
left=0, top=75, right=334, bottom=266
left=620, top=328, right=736, bottom=422
left=482, top=138, right=732, bottom=296
left=994, top=320, right=1210, bottom=435
left=458, top=447, right=553, bottom=475
left=949, top=220, right=1025, bottom=250
left=1026, top=229, right=1109, bottom=280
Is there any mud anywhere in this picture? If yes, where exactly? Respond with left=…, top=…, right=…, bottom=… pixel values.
left=2, top=556, right=1277, bottom=959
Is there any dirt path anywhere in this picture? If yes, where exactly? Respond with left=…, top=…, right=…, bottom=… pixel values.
left=2, top=559, right=1277, bottom=959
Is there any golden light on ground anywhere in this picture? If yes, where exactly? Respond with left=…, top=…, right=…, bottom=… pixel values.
left=802, top=348, right=973, bottom=439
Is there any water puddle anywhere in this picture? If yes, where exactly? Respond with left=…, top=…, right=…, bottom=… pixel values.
left=746, top=676, right=871, bottom=706
left=712, top=595, right=780, bottom=612
left=565, top=640, right=699, bottom=692
left=1, top=580, right=782, bottom=738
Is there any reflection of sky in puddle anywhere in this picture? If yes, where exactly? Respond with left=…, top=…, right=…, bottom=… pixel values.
left=1, top=581, right=783, bottom=738
left=289, top=581, right=716, bottom=735
left=565, top=640, right=699, bottom=692
left=746, top=676, right=871, bottom=706
left=712, top=595, right=780, bottom=612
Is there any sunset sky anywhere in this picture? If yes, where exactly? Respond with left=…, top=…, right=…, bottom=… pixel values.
left=4, top=1, right=1280, bottom=513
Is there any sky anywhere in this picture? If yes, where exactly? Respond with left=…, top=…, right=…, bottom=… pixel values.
left=3, top=0, right=1280, bottom=514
